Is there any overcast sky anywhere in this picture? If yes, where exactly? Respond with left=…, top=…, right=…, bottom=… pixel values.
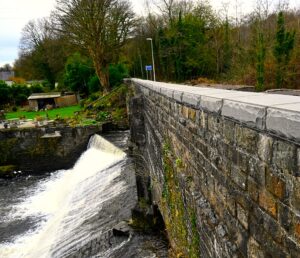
left=0, top=0, right=299, bottom=66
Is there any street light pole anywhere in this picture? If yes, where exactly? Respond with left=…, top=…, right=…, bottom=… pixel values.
left=146, top=38, right=156, bottom=81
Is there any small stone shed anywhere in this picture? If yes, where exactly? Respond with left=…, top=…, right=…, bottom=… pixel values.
left=28, top=92, right=78, bottom=110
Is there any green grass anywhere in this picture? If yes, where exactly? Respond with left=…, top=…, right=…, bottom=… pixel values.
left=6, top=105, right=82, bottom=120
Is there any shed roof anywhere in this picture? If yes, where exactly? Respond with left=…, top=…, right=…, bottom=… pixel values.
left=28, top=92, right=61, bottom=100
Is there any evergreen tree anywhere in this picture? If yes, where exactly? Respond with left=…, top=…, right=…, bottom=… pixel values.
left=223, top=17, right=231, bottom=72
left=256, top=32, right=266, bottom=91
left=273, top=11, right=296, bottom=88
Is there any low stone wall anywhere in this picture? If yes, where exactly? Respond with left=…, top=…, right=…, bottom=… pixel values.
left=0, top=125, right=102, bottom=175
left=128, top=79, right=300, bottom=257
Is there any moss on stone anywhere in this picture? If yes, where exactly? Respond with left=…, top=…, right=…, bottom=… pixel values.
left=25, top=137, right=60, bottom=157
left=0, top=165, right=16, bottom=177
left=0, top=138, right=18, bottom=164
left=160, top=141, right=200, bottom=257
left=189, top=210, right=200, bottom=258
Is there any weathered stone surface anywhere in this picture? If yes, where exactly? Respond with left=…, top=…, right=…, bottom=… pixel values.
left=200, top=96, right=223, bottom=113
left=188, top=108, right=197, bottom=122
left=181, top=92, right=200, bottom=107
left=248, top=158, right=266, bottom=186
left=207, top=115, right=222, bottom=136
left=160, top=88, right=174, bottom=99
left=237, top=203, right=249, bottom=230
left=294, top=215, right=300, bottom=240
left=266, top=169, right=286, bottom=200
left=0, top=125, right=102, bottom=175
left=257, top=134, right=273, bottom=163
left=291, top=178, right=300, bottom=211
left=278, top=202, right=293, bottom=232
left=272, top=140, right=297, bottom=175
left=248, top=178, right=259, bottom=202
left=236, top=125, right=258, bottom=154
left=297, top=148, right=300, bottom=177
left=231, top=165, right=247, bottom=190
left=182, top=106, right=189, bottom=119
left=173, top=90, right=183, bottom=102
left=223, top=119, right=235, bottom=144
left=267, top=107, right=300, bottom=141
left=222, top=100, right=266, bottom=129
left=259, top=190, right=277, bottom=218
left=248, top=237, right=264, bottom=258
left=128, top=79, right=300, bottom=258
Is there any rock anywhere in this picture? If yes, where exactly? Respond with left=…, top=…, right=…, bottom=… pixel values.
left=113, top=221, right=131, bottom=237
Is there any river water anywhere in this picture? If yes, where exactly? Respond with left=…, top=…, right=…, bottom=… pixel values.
left=0, top=131, right=168, bottom=258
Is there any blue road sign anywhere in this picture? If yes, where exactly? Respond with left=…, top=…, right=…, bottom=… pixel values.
left=145, top=65, right=152, bottom=71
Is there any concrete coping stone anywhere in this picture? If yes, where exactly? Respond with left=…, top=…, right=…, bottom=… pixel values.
left=222, top=100, right=266, bottom=129
left=182, top=92, right=200, bottom=107
left=160, top=88, right=174, bottom=99
left=130, top=79, right=300, bottom=142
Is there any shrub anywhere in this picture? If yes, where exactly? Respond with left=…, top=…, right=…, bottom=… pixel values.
left=88, top=75, right=101, bottom=93
left=109, top=63, right=129, bottom=88
left=96, top=111, right=110, bottom=121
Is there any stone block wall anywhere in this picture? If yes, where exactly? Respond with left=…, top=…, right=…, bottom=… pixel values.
left=0, top=125, right=102, bottom=175
left=128, top=79, right=300, bottom=257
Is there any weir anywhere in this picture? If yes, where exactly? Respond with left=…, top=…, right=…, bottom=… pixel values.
left=127, top=78, right=300, bottom=257
left=0, top=134, right=137, bottom=257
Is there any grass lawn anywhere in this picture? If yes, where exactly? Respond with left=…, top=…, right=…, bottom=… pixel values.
left=6, top=105, right=82, bottom=120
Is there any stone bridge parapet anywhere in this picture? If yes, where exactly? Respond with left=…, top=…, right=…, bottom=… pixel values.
left=127, top=78, right=300, bottom=257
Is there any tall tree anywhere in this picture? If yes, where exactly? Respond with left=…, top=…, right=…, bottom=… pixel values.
left=17, top=18, right=68, bottom=86
left=55, top=0, right=135, bottom=94
left=223, top=17, right=231, bottom=72
left=273, top=11, right=296, bottom=88
left=256, top=32, right=266, bottom=91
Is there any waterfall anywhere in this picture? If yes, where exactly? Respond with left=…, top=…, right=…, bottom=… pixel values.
left=0, top=134, right=137, bottom=258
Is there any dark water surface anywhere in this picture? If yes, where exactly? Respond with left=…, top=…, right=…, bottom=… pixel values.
left=0, top=131, right=168, bottom=258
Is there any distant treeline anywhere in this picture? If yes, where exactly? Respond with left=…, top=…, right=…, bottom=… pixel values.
left=12, top=0, right=300, bottom=92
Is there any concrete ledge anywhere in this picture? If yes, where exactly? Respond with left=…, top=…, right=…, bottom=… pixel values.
left=182, top=92, right=200, bottom=107
left=200, top=96, right=223, bottom=113
left=173, top=90, right=183, bottom=102
left=160, top=88, right=174, bottom=99
left=222, top=100, right=266, bottom=129
left=129, top=79, right=300, bottom=142
left=267, top=108, right=300, bottom=141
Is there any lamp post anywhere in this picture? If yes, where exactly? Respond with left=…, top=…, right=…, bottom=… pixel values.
left=146, top=38, right=156, bottom=81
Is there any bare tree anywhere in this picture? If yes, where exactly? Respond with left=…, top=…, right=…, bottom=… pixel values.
left=20, top=18, right=54, bottom=53
left=153, top=0, right=194, bottom=23
left=18, top=18, right=68, bottom=85
left=54, top=0, right=135, bottom=93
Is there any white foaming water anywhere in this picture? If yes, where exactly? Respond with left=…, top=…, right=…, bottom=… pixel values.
left=0, top=135, right=127, bottom=258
